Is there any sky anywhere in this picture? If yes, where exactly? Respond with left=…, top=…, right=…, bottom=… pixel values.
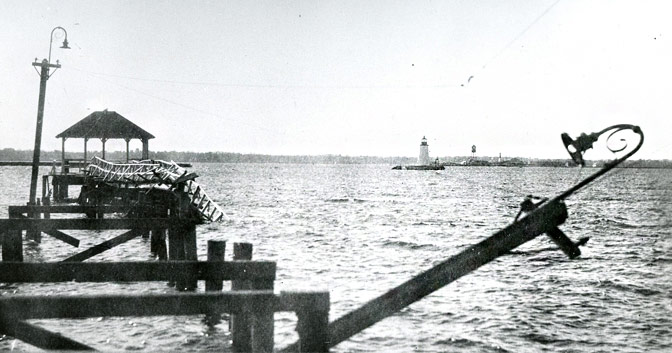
left=0, top=0, right=670, bottom=160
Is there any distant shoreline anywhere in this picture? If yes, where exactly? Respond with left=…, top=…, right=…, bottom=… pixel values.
left=0, top=148, right=670, bottom=168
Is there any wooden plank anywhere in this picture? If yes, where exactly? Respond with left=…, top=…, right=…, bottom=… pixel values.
left=8, top=205, right=155, bottom=215
left=43, top=228, right=80, bottom=247
left=0, top=261, right=276, bottom=283
left=0, top=319, right=94, bottom=350
left=282, top=200, right=568, bottom=351
left=0, top=291, right=278, bottom=320
left=0, top=218, right=180, bottom=231
left=61, top=230, right=141, bottom=262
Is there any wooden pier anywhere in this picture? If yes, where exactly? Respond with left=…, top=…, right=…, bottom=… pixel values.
left=0, top=157, right=329, bottom=351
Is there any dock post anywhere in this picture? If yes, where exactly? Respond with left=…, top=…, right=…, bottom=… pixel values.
left=138, top=192, right=149, bottom=239
left=205, top=240, right=226, bottom=325
left=150, top=229, right=168, bottom=260
left=167, top=220, right=185, bottom=289
left=206, top=240, right=226, bottom=291
left=231, top=242, right=254, bottom=352
left=43, top=197, right=51, bottom=220
left=26, top=200, right=42, bottom=243
left=42, top=175, right=48, bottom=201
left=171, top=185, right=197, bottom=291
left=251, top=303, right=275, bottom=353
left=3, top=209, right=24, bottom=262
left=183, top=222, right=198, bottom=290
left=295, top=292, right=330, bottom=353
left=51, top=177, right=59, bottom=202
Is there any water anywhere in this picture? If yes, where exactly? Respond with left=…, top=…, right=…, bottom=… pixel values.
left=0, top=164, right=670, bottom=352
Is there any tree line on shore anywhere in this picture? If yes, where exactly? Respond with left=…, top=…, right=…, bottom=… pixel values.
left=0, top=148, right=670, bottom=168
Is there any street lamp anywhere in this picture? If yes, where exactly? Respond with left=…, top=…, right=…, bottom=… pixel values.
left=28, top=26, right=70, bottom=206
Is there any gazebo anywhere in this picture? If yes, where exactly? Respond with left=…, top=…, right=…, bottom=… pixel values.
left=56, top=109, right=155, bottom=163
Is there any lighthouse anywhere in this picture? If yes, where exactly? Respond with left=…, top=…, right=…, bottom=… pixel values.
left=418, top=136, right=430, bottom=165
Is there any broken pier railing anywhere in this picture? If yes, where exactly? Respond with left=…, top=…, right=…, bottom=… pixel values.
left=0, top=240, right=329, bottom=352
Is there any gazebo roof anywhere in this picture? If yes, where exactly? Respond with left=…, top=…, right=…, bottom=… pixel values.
left=56, top=110, right=155, bottom=140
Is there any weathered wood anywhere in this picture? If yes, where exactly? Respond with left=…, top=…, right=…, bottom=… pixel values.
left=232, top=242, right=254, bottom=352
left=205, top=240, right=227, bottom=325
left=42, top=228, right=80, bottom=247
left=206, top=241, right=227, bottom=291
left=167, top=223, right=185, bottom=289
left=0, top=261, right=275, bottom=282
left=233, top=242, right=253, bottom=261
left=42, top=197, right=51, bottom=219
left=61, top=230, right=140, bottom=262
left=289, top=292, right=330, bottom=353
left=2, top=210, right=23, bottom=262
left=283, top=200, right=568, bottom=351
left=42, top=175, right=49, bottom=200
left=251, top=305, right=274, bottom=353
left=0, top=319, right=94, bottom=350
left=150, top=229, right=168, bottom=260
left=8, top=204, right=135, bottom=215
left=0, top=218, right=177, bottom=231
left=1, top=229, right=23, bottom=262
left=0, top=291, right=278, bottom=320
left=183, top=224, right=198, bottom=290
left=26, top=200, right=42, bottom=243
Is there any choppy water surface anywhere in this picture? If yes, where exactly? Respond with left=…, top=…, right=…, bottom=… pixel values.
left=0, top=164, right=670, bottom=352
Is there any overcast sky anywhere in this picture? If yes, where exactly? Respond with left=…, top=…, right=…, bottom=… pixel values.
left=1, top=1, right=670, bottom=160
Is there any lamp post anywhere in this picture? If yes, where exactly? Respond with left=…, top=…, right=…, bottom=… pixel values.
left=28, top=26, right=70, bottom=206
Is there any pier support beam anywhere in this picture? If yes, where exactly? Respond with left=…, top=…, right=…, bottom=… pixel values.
left=2, top=210, right=23, bottom=262
left=205, top=240, right=226, bottom=325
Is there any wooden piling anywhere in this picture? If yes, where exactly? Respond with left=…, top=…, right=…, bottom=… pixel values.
left=232, top=242, right=254, bottom=352
left=3, top=210, right=23, bottom=262
left=26, top=200, right=42, bottom=243
left=251, top=304, right=275, bottom=353
left=150, top=229, right=168, bottom=260
left=41, top=175, right=49, bottom=201
left=42, top=197, right=51, bottom=220
left=206, top=240, right=227, bottom=325
left=283, top=291, right=330, bottom=353
left=206, top=241, right=226, bottom=291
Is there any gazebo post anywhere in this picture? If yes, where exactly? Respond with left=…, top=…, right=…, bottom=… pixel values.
left=142, top=138, right=149, bottom=160
left=125, top=138, right=130, bottom=162
left=84, top=138, right=88, bottom=162
left=61, top=137, right=66, bottom=173
left=102, top=138, right=107, bottom=160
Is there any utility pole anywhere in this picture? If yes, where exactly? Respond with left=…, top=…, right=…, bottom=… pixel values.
left=28, top=59, right=61, bottom=206
left=28, top=26, right=70, bottom=206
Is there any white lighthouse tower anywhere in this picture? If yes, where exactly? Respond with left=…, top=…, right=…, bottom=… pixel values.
left=418, top=136, right=430, bottom=165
